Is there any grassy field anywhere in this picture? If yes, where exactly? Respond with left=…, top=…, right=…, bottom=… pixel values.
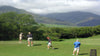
left=0, top=35, right=100, bottom=56
left=43, top=24, right=77, bottom=28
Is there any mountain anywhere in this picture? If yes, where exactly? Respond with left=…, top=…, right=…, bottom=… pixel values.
left=0, top=6, right=27, bottom=14
left=41, top=11, right=100, bottom=26
left=1, top=6, right=100, bottom=26
left=33, top=14, right=74, bottom=25
left=0, top=6, right=74, bottom=26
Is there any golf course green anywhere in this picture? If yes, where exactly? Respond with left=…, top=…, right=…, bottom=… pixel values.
left=0, top=35, right=100, bottom=56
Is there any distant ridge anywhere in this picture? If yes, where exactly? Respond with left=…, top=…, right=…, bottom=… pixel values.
left=1, top=6, right=100, bottom=26
left=0, top=6, right=74, bottom=26
left=0, top=6, right=27, bottom=14
left=42, top=11, right=100, bottom=26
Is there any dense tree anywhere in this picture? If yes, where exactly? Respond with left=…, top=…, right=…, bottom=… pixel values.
left=0, top=12, right=37, bottom=40
left=1, top=12, right=100, bottom=41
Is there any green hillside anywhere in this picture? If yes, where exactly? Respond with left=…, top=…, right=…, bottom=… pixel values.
left=0, top=6, right=74, bottom=26
left=0, top=6, right=27, bottom=14
left=43, top=24, right=76, bottom=28
left=42, top=11, right=100, bottom=26
left=33, top=14, right=74, bottom=26
left=1, top=6, right=100, bottom=26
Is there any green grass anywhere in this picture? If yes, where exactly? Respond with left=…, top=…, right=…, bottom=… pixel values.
left=43, top=24, right=77, bottom=28
left=0, top=35, right=100, bottom=56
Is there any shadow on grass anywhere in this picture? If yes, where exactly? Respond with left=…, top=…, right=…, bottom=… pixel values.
left=54, top=48, right=59, bottom=50
left=59, top=39, right=63, bottom=41
left=79, top=53, right=88, bottom=55
left=34, top=44, right=42, bottom=46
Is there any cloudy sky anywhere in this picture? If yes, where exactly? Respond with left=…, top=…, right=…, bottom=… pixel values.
left=0, top=0, right=100, bottom=15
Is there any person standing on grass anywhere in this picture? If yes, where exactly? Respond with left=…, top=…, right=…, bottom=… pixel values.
left=72, top=39, right=81, bottom=56
left=27, top=32, right=33, bottom=46
left=19, top=32, right=23, bottom=43
left=47, top=37, right=54, bottom=49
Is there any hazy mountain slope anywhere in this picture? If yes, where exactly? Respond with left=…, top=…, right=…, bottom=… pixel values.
left=33, top=14, right=74, bottom=25
left=0, top=6, right=74, bottom=26
left=0, top=6, right=27, bottom=14
left=42, top=11, right=100, bottom=26
left=77, top=18, right=100, bottom=26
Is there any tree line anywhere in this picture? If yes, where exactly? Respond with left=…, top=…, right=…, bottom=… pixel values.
left=38, top=25, right=100, bottom=41
left=0, top=12, right=100, bottom=41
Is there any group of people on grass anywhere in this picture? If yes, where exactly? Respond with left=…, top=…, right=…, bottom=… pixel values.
left=19, top=32, right=33, bottom=46
left=19, top=32, right=81, bottom=56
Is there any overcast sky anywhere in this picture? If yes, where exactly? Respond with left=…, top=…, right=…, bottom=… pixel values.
left=0, top=0, right=100, bottom=15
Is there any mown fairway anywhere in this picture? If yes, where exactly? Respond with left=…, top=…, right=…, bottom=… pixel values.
left=0, top=35, right=100, bottom=56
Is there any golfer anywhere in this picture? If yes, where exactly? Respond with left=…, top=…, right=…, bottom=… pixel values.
left=47, top=37, right=54, bottom=49
left=19, top=32, right=23, bottom=42
left=73, top=39, right=81, bottom=55
left=27, top=32, right=33, bottom=46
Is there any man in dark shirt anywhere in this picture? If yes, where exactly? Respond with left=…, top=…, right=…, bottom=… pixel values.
left=27, top=32, right=33, bottom=46
left=47, top=37, right=54, bottom=49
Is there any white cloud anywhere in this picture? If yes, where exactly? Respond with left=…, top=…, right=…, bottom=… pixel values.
left=12, top=0, right=20, bottom=3
left=0, top=0, right=100, bottom=15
